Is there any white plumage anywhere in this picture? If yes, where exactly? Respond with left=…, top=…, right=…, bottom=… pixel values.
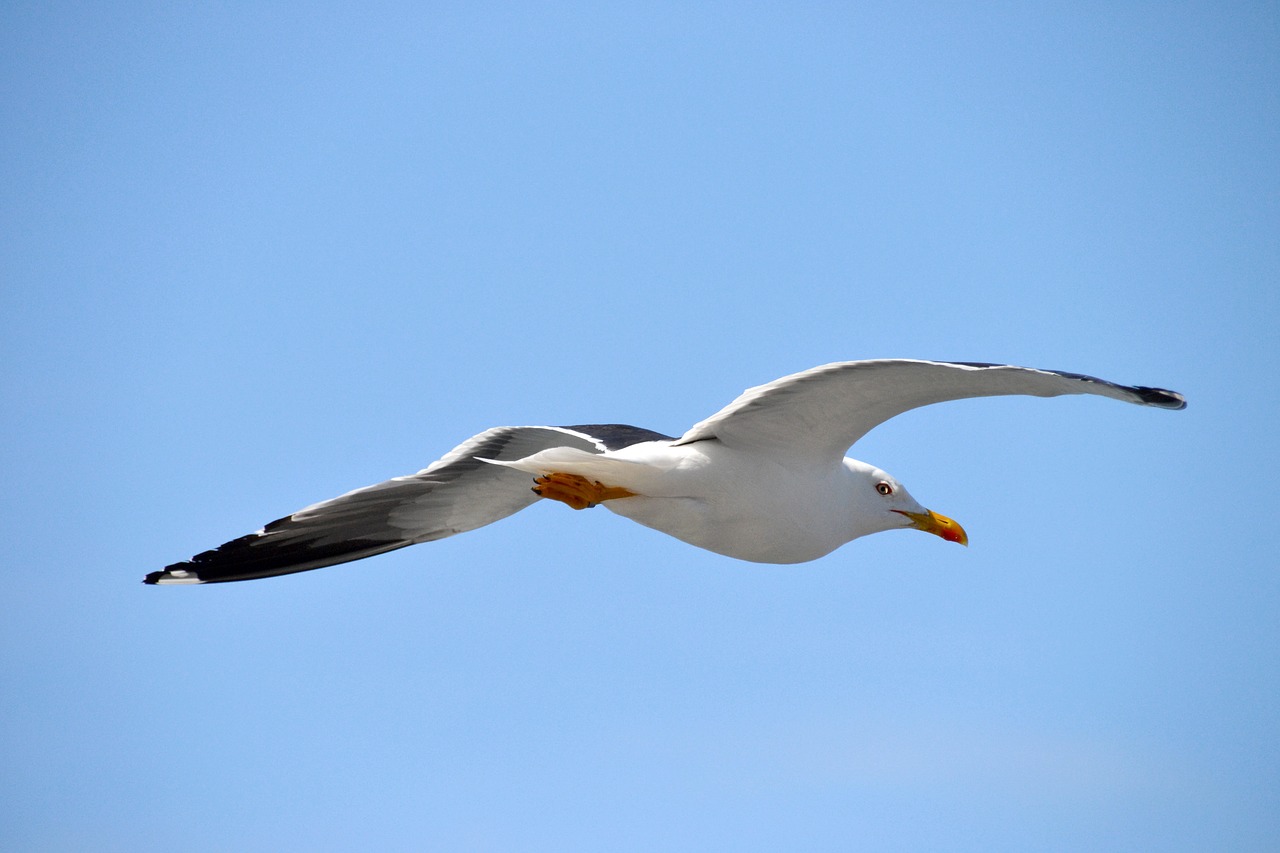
left=147, top=359, right=1184, bottom=584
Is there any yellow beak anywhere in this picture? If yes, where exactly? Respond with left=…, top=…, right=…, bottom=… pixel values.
left=894, top=508, right=969, bottom=546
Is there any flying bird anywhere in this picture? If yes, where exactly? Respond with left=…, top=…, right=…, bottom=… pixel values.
left=145, top=359, right=1185, bottom=585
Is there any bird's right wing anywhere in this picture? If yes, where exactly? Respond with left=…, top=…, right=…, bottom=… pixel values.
left=675, top=359, right=1185, bottom=461
left=145, top=425, right=646, bottom=585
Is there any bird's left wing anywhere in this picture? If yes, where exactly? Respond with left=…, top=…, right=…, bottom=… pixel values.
left=145, top=425, right=666, bottom=585
left=675, top=359, right=1185, bottom=460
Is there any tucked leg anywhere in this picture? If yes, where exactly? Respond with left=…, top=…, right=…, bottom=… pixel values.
left=533, top=472, right=637, bottom=510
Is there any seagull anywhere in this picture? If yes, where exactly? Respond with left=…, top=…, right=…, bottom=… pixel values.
left=145, top=359, right=1185, bottom=585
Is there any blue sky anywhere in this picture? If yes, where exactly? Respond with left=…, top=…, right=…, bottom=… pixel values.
left=2, top=2, right=1277, bottom=850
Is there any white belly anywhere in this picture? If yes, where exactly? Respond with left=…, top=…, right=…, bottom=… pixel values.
left=600, top=442, right=855, bottom=564
left=492, top=438, right=861, bottom=564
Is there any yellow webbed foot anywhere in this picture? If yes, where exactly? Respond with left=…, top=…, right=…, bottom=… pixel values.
left=532, top=472, right=637, bottom=510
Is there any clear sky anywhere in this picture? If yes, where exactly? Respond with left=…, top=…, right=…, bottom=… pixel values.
left=2, top=2, right=1277, bottom=850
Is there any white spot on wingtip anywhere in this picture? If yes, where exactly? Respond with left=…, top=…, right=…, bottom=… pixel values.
left=156, top=569, right=203, bottom=585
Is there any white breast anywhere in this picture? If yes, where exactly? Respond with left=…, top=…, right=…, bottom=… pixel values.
left=601, top=441, right=859, bottom=564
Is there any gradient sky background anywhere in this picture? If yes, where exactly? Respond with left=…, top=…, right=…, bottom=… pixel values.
left=3, top=3, right=1277, bottom=851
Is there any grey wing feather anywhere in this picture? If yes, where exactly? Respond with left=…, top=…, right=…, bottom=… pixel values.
left=560, top=423, right=674, bottom=450
left=145, top=425, right=628, bottom=585
left=675, top=359, right=1185, bottom=459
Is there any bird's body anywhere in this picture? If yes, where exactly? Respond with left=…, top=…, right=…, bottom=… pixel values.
left=146, top=359, right=1185, bottom=585
left=610, top=442, right=852, bottom=564
left=494, top=441, right=888, bottom=564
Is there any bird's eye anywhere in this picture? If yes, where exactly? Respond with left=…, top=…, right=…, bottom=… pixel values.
left=876, top=481, right=893, bottom=496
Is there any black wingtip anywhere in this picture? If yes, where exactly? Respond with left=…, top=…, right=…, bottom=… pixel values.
left=1134, top=386, right=1188, bottom=410
left=142, top=571, right=162, bottom=585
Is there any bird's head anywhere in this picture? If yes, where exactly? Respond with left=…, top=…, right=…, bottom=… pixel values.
left=845, top=460, right=968, bottom=547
